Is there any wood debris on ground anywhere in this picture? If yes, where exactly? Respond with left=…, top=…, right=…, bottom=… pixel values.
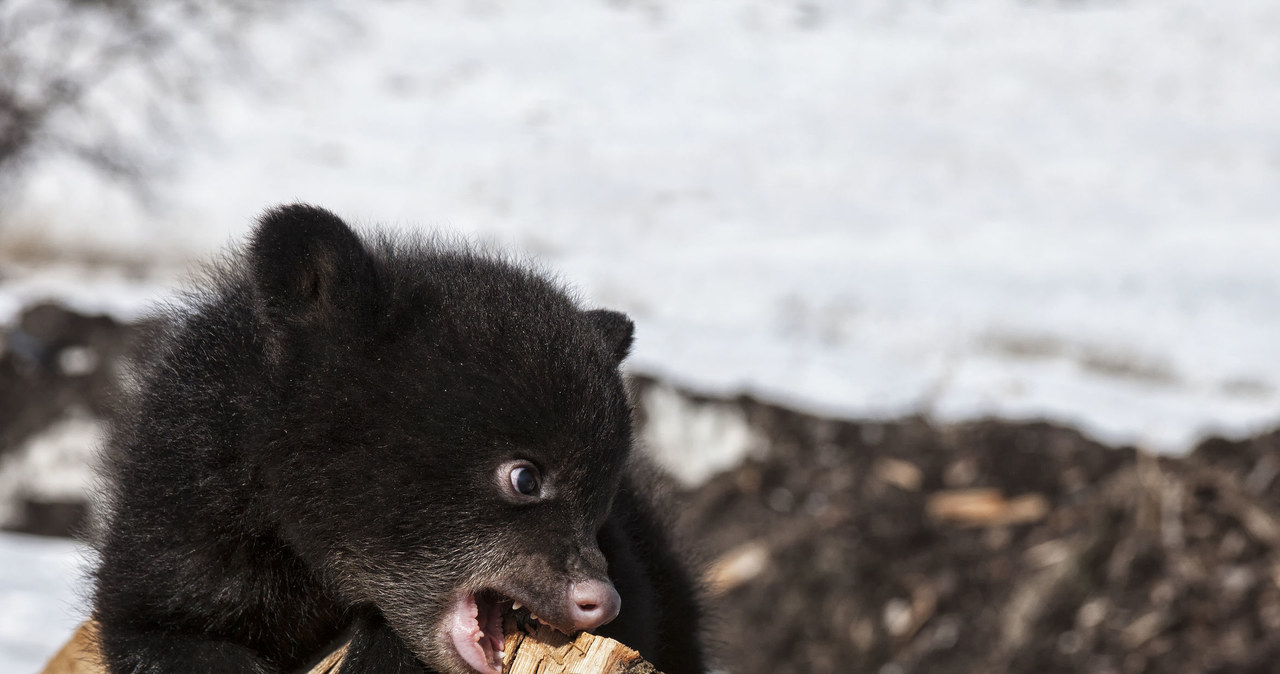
left=661, top=376, right=1280, bottom=674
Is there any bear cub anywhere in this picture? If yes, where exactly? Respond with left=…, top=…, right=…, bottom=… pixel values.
left=92, top=205, right=704, bottom=674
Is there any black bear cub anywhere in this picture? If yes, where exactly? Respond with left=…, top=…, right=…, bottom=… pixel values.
left=92, top=205, right=704, bottom=674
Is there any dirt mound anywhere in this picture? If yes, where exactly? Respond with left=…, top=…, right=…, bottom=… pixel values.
left=667, top=388, right=1280, bottom=674
left=0, top=302, right=145, bottom=536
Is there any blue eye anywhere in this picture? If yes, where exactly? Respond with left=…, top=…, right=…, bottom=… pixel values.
left=510, top=465, right=541, bottom=496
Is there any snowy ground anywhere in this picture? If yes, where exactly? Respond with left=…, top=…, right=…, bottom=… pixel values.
left=3, top=0, right=1280, bottom=668
left=9, top=0, right=1280, bottom=451
left=0, top=534, right=90, bottom=671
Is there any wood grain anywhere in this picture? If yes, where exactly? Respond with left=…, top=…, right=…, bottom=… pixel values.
left=39, top=620, right=660, bottom=674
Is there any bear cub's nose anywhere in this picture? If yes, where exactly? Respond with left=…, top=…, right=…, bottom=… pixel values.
left=567, top=579, right=622, bottom=631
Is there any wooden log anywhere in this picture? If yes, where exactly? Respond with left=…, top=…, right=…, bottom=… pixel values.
left=499, top=615, right=658, bottom=674
left=40, top=619, right=660, bottom=674
left=39, top=622, right=98, bottom=674
left=305, top=640, right=349, bottom=674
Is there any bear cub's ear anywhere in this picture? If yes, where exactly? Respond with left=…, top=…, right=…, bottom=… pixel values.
left=248, top=204, right=381, bottom=326
left=586, top=309, right=635, bottom=363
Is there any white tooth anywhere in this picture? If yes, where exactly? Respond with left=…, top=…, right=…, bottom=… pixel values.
left=474, top=632, right=483, bottom=642
left=498, top=649, right=506, bottom=660
left=512, top=602, right=523, bottom=611
left=530, top=614, right=540, bottom=622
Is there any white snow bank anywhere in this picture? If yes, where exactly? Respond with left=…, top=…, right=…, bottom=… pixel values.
left=0, top=533, right=91, bottom=672
left=4, top=0, right=1279, bottom=456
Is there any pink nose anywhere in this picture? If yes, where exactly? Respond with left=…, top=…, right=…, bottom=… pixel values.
left=567, top=579, right=621, bottom=631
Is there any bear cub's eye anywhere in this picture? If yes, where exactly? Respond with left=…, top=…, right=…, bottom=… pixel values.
left=508, top=463, right=542, bottom=497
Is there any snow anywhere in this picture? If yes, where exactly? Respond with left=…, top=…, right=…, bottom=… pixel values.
left=0, top=264, right=176, bottom=327
left=7, top=0, right=1280, bottom=453
left=640, top=382, right=765, bottom=486
left=0, top=533, right=92, bottom=672
left=0, top=415, right=105, bottom=528
left=2, top=0, right=1280, bottom=665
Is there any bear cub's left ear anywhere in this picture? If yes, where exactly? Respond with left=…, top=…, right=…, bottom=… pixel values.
left=586, top=310, right=635, bottom=363
left=248, top=203, right=382, bottom=327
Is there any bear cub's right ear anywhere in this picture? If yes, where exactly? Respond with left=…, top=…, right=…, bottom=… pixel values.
left=586, top=309, right=635, bottom=363
left=248, top=204, right=382, bottom=327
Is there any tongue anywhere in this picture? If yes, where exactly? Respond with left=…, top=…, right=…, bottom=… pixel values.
left=447, top=593, right=500, bottom=674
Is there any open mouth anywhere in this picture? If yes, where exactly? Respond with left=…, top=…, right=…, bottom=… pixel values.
left=446, top=590, right=541, bottom=674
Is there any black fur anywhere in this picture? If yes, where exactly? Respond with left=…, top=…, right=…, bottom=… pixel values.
left=92, top=205, right=704, bottom=674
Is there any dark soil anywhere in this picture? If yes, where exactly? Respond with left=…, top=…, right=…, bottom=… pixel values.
left=5, top=304, right=1280, bottom=673
left=0, top=302, right=145, bottom=536
left=648, top=377, right=1280, bottom=674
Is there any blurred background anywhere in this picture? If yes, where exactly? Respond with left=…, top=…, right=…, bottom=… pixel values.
left=2, top=0, right=1279, bottom=671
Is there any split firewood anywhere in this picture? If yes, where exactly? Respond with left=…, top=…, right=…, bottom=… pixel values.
left=301, top=616, right=660, bottom=674
left=306, top=640, right=349, bottom=674
left=41, top=619, right=661, bottom=674
left=499, top=614, right=658, bottom=674
left=38, top=622, right=97, bottom=674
